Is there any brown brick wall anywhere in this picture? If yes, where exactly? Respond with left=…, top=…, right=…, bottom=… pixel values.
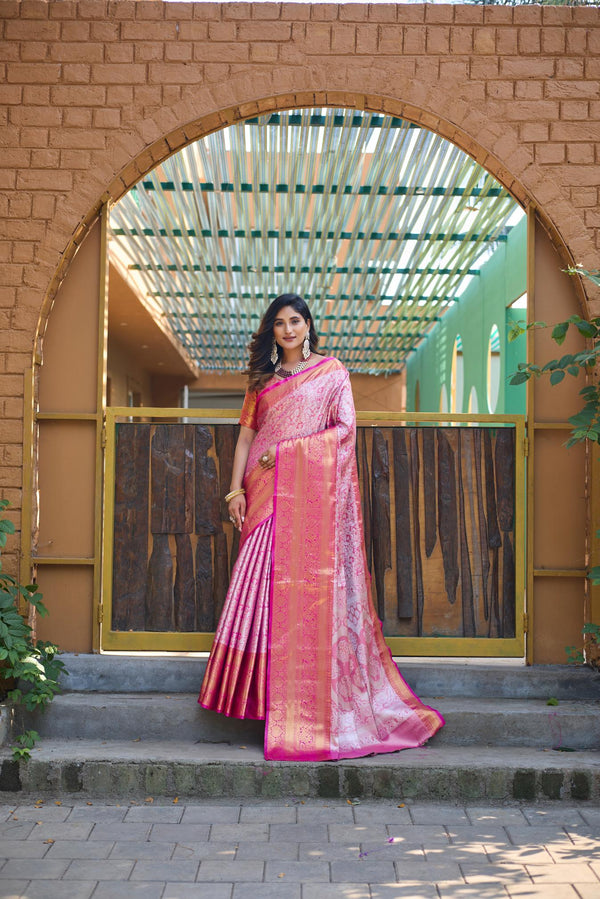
left=1, top=0, right=600, bottom=558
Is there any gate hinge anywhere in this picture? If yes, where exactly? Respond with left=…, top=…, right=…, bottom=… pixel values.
left=523, top=436, right=529, bottom=457
left=523, top=612, right=529, bottom=634
left=101, top=425, right=107, bottom=449
left=97, top=604, right=104, bottom=625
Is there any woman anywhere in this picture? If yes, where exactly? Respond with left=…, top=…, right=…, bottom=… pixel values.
left=199, top=293, right=444, bottom=761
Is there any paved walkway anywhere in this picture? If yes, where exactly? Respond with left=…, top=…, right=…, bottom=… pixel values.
left=0, top=798, right=599, bottom=898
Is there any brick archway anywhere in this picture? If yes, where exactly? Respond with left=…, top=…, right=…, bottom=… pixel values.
left=38, top=70, right=595, bottom=343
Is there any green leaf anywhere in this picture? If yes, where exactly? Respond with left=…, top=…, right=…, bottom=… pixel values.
left=552, top=322, right=569, bottom=345
left=546, top=697, right=559, bottom=706
left=550, top=370, right=565, bottom=386
left=575, top=320, right=598, bottom=338
left=567, top=366, right=581, bottom=377
left=509, top=372, right=530, bottom=386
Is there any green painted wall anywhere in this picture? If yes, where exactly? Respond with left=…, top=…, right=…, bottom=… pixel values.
left=406, top=215, right=527, bottom=415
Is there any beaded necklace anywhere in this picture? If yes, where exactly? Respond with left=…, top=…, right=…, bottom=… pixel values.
left=274, top=356, right=311, bottom=378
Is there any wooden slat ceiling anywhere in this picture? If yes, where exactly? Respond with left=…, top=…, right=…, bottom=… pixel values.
left=109, top=108, right=523, bottom=374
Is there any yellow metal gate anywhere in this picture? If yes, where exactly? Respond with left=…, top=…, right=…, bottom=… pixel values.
left=101, top=407, right=526, bottom=657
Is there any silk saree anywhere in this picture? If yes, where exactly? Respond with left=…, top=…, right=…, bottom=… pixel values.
left=199, top=356, right=444, bottom=761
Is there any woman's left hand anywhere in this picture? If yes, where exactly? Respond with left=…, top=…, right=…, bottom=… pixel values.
left=258, top=445, right=277, bottom=470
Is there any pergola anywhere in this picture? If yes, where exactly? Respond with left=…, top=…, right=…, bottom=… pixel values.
left=109, top=108, right=522, bottom=375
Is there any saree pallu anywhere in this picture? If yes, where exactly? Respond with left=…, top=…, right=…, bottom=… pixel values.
left=199, top=357, right=444, bottom=761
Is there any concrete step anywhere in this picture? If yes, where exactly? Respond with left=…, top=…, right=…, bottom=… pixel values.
left=57, top=654, right=600, bottom=700
left=1, top=740, right=598, bottom=804
left=12, top=692, right=600, bottom=751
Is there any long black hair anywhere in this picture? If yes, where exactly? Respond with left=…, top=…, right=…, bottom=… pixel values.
left=246, top=293, right=320, bottom=393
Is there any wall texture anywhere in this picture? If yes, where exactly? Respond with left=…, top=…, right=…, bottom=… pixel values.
left=2, top=0, right=600, bottom=568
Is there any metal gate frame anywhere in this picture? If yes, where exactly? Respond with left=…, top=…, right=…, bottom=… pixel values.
left=101, top=406, right=526, bottom=657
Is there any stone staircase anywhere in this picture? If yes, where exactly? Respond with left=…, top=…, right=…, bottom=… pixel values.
left=1, top=655, right=599, bottom=802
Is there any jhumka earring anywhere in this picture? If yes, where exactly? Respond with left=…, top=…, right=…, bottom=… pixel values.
left=302, top=331, right=310, bottom=359
left=271, top=338, right=279, bottom=365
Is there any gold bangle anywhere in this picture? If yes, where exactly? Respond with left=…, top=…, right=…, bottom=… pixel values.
left=225, top=488, right=245, bottom=503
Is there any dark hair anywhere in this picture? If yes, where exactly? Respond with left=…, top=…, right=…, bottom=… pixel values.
left=246, top=293, right=320, bottom=393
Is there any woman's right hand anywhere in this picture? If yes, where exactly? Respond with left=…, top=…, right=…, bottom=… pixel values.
left=228, top=494, right=246, bottom=532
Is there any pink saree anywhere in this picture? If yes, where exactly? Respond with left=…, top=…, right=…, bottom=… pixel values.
left=199, top=357, right=444, bottom=761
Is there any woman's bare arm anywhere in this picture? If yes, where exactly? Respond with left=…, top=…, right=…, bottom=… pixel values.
left=227, top=425, right=256, bottom=530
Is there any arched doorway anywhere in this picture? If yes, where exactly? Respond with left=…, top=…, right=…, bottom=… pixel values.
left=28, top=102, right=590, bottom=665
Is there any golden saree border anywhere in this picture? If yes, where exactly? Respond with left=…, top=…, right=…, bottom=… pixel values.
left=265, top=429, right=338, bottom=761
left=241, top=463, right=274, bottom=548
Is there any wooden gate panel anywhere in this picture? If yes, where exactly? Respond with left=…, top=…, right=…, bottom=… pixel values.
left=110, top=421, right=518, bottom=644
left=111, top=423, right=150, bottom=631
left=355, top=427, right=516, bottom=639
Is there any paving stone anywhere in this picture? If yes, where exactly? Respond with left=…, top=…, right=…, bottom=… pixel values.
left=163, top=886, right=233, bottom=899
left=11, top=805, right=72, bottom=822
left=548, top=844, right=600, bottom=864
left=27, top=822, right=93, bottom=842
left=211, top=823, right=268, bottom=842
left=130, top=859, right=199, bottom=881
left=328, top=824, right=389, bottom=842
left=19, top=882, right=96, bottom=899
left=460, top=862, right=531, bottom=883
left=110, top=840, right=176, bottom=859
left=361, top=839, right=426, bottom=859
left=150, top=823, right=210, bottom=842
left=330, top=858, right=397, bottom=883
left=0, top=858, right=70, bottom=879
left=440, top=887, right=525, bottom=899
left=236, top=840, right=298, bottom=860
left=197, top=860, right=264, bottom=882
left=410, top=805, right=471, bottom=825
left=466, top=808, right=529, bottom=826
left=124, top=805, right=184, bottom=823
left=302, top=886, right=369, bottom=899
left=447, top=827, right=511, bottom=846
left=0, top=883, right=29, bottom=899
left=0, top=840, right=50, bottom=858
left=0, top=821, right=36, bottom=840
left=528, top=862, right=599, bottom=883
left=264, top=860, right=329, bottom=881
left=505, top=887, right=581, bottom=898
left=370, top=885, right=439, bottom=899
left=573, top=887, right=600, bottom=899
left=385, top=824, right=451, bottom=843
left=67, top=807, right=127, bottom=823
left=270, top=823, right=328, bottom=843
left=92, top=883, right=165, bottom=899
left=181, top=805, right=240, bottom=824
left=579, top=809, right=600, bottom=827
left=240, top=805, right=296, bottom=823
left=424, top=844, right=487, bottom=863
left=393, top=860, right=465, bottom=883
left=171, top=841, right=237, bottom=860
left=63, top=859, right=135, bottom=880
left=299, top=842, right=360, bottom=861
left=46, top=840, right=114, bottom=859
left=352, top=805, right=412, bottom=825
left=296, top=805, right=354, bottom=823
left=505, top=826, right=570, bottom=845
left=90, top=823, right=151, bottom=841
left=522, top=808, right=587, bottom=826
left=484, top=845, right=554, bottom=865
left=233, top=884, right=301, bottom=898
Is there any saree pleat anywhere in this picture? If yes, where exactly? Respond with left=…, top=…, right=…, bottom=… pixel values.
left=198, top=515, right=272, bottom=719
left=199, top=357, right=444, bottom=759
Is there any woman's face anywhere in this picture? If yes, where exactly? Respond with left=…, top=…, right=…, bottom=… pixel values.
left=272, top=306, right=310, bottom=352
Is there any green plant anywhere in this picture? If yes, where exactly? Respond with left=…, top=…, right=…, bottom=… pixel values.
left=508, top=266, right=600, bottom=667
left=0, top=498, right=66, bottom=757
left=12, top=729, right=39, bottom=762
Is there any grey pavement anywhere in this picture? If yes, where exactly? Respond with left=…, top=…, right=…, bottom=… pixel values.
left=0, top=799, right=599, bottom=898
